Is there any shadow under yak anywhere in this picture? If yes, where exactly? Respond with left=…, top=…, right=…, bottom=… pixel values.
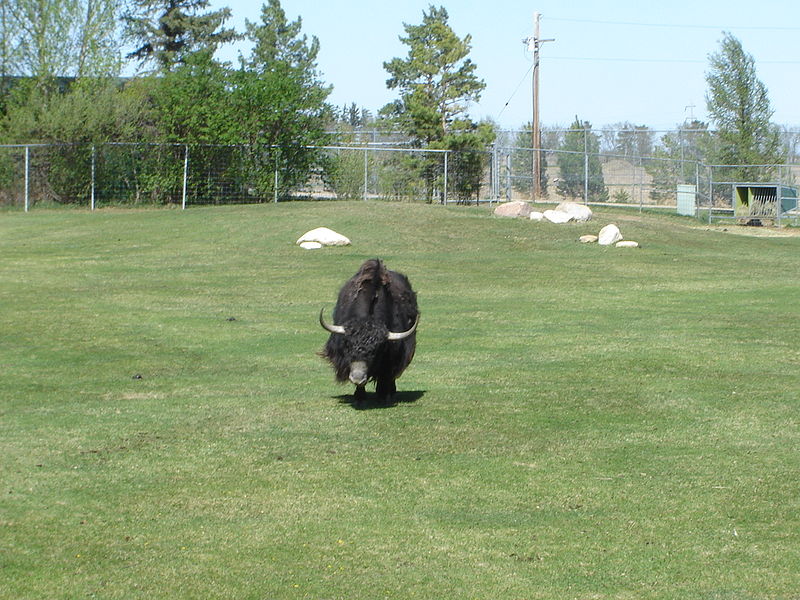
left=335, top=390, right=426, bottom=410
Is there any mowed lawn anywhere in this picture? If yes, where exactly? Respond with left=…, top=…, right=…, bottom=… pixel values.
left=1, top=201, right=798, bottom=599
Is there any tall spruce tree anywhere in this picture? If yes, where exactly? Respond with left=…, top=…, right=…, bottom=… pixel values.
left=382, top=5, right=485, bottom=145
left=705, top=32, right=784, bottom=180
left=381, top=5, right=493, bottom=202
left=123, top=0, right=238, bottom=72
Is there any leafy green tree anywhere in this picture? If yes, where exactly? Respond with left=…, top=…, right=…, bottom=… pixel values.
left=123, top=0, right=238, bottom=72
left=557, top=117, right=607, bottom=202
left=381, top=5, right=493, bottom=201
left=444, top=120, right=495, bottom=203
left=149, top=48, right=232, bottom=143
left=0, top=76, right=156, bottom=205
left=705, top=32, right=784, bottom=180
left=1, top=1, right=21, bottom=95
left=1, top=0, right=121, bottom=83
left=5, top=0, right=81, bottom=80
left=229, top=0, right=331, bottom=197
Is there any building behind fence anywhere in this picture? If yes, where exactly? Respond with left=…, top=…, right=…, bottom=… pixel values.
left=2, top=142, right=798, bottom=225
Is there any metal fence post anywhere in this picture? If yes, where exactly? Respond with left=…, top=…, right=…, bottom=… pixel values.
left=91, top=145, right=96, bottom=211
left=24, top=146, right=29, bottom=212
left=695, top=161, right=700, bottom=220
left=181, top=144, right=189, bottom=210
left=490, top=145, right=496, bottom=204
left=584, top=128, right=589, bottom=204
left=363, top=147, right=368, bottom=201
left=505, top=152, right=511, bottom=202
left=708, top=165, right=714, bottom=225
left=273, top=148, right=279, bottom=203
left=638, top=159, right=643, bottom=213
left=583, top=150, right=589, bottom=204
left=444, top=151, right=448, bottom=205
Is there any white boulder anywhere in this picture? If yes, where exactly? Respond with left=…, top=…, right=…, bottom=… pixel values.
left=598, top=224, right=623, bottom=246
left=556, top=201, right=593, bottom=222
left=494, top=201, right=531, bottom=218
left=529, top=211, right=545, bottom=221
left=543, top=209, right=573, bottom=224
left=579, top=234, right=598, bottom=244
left=616, top=240, right=640, bottom=248
left=299, top=241, right=323, bottom=250
left=296, top=227, right=351, bottom=247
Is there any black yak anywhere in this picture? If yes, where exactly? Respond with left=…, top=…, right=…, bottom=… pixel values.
left=320, top=259, right=419, bottom=402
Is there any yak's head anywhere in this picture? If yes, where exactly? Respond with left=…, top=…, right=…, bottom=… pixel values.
left=319, top=310, right=418, bottom=385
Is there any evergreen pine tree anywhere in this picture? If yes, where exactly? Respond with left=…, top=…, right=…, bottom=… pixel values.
left=381, top=5, right=494, bottom=202
left=705, top=32, right=784, bottom=180
left=123, top=0, right=238, bottom=72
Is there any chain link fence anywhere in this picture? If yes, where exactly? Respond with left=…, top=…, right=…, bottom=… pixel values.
left=2, top=142, right=798, bottom=225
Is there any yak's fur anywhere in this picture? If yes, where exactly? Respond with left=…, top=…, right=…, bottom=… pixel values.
left=322, top=259, right=418, bottom=400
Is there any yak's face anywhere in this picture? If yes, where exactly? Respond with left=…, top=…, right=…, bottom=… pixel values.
left=339, top=319, right=390, bottom=385
left=320, top=309, right=418, bottom=386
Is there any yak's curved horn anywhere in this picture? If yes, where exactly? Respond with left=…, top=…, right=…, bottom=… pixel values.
left=319, top=308, right=346, bottom=335
left=387, top=314, right=419, bottom=341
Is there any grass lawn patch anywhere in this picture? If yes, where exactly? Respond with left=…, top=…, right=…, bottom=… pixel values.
left=2, top=202, right=799, bottom=598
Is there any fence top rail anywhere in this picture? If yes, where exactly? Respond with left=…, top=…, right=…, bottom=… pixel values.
left=1, top=141, right=797, bottom=175
left=498, top=146, right=705, bottom=165
left=704, top=163, right=791, bottom=169
left=0, top=142, right=454, bottom=154
left=0, top=143, right=55, bottom=149
left=318, top=144, right=450, bottom=154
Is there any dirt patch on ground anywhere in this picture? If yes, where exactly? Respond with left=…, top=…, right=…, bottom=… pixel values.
left=700, top=225, right=800, bottom=238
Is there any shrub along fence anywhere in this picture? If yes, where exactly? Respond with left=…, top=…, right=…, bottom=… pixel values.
left=0, top=143, right=488, bottom=209
left=2, top=142, right=797, bottom=225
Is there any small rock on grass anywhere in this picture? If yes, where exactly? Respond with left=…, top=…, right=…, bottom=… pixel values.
left=598, top=224, right=623, bottom=246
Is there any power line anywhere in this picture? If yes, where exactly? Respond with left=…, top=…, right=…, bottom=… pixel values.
left=547, top=56, right=800, bottom=65
left=550, top=56, right=705, bottom=64
left=546, top=16, right=800, bottom=31
left=497, top=62, right=534, bottom=119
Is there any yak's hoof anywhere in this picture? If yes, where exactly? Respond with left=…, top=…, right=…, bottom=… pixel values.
left=376, top=380, right=396, bottom=403
left=353, top=385, right=367, bottom=403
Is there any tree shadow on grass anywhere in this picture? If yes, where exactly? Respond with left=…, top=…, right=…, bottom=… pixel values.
left=334, top=390, right=426, bottom=410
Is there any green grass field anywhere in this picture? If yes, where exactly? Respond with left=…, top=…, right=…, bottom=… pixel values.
left=1, top=202, right=799, bottom=599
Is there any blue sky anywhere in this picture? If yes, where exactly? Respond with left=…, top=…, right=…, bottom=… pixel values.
left=210, top=0, right=800, bottom=130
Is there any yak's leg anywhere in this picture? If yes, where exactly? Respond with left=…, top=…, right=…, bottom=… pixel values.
left=376, top=378, right=396, bottom=402
left=353, top=384, right=367, bottom=403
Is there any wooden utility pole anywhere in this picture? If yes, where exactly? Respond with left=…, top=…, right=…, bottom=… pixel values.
left=527, top=13, right=554, bottom=201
